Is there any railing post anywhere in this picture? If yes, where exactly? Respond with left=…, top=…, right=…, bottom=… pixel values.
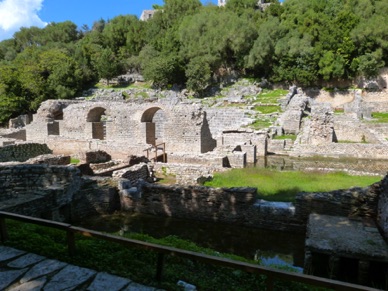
left=67, top=230, right=76, bottom=256
left=0, top=217, right=9, bottom=243
left=266, top=275, right=274, bottom=291
left=156, top=253, right=165, bottom=283
left=163, top=143, right=166, bottom=163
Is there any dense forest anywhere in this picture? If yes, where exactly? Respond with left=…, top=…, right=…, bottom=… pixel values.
left=0, top=0, right=387, bottom=124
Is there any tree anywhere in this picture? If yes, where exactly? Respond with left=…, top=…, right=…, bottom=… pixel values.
left=93, top=48, right=122, bottom=85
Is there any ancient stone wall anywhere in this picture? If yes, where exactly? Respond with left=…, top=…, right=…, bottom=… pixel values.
left=377, top=176, right=388, bottom=239
left=0, top=164, right=81, bottom=220
left=26, top=100, right=211, bottom=158
left=121, top=184, right=258, bottom=224
left=70, top=177, right=120, bottom=221
left=294, top=186, right=379, bottom=224
left=333, top=115, right=380, bottom=143
left=112, top=163, right=150, bottom=185
left=0, top=143, right=52, bottom=162
left=290, top=143, right=388, bottom=160
left=205, top=108, right=255, bottom=138
left=153, top=163, right=227, bottom=185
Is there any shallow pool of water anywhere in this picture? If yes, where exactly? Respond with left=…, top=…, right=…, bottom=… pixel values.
left=74, top=212, right=306, bottom=270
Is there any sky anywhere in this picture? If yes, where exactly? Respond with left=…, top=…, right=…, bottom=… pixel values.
left=0, top=0, right=219, bottom=41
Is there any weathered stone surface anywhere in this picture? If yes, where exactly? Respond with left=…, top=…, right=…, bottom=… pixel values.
left=0, top=143, right=52, bottom=163
left=8, top=277, right=46, bottom=291
left=87, top=272, right=131, bottom=291
left=85, top=150, right=112, bottom=164
left=20, top=259, right=67, bottom=283
left=27, top=154, right=71, bottom=165
left=43, top=265, right=97, bottom=290
left=0, top=246, right=26, bottom=261
left=306, top=214, right=388, bottom=260
left=0, top=268, right=28, bottom=290
left=7, top=253, right=45, bottom=268
left=123, top=282, right=157, bottom=291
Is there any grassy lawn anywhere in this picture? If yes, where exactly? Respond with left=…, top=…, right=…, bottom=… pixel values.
left=204, top=168, right=380, bottom=202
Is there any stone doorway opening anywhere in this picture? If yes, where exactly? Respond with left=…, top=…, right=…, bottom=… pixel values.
left=141, top=107, right=166, bottom=146
left=87, top=107, right=107, bottom=140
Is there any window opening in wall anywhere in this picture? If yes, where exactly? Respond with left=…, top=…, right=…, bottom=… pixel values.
left=87, top=107, right=108, bottom=140
left=141, top=107, right=167, bottom=162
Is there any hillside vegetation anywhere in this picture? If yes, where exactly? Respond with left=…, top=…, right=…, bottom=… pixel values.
left=0, top=0, right=387, bottom=124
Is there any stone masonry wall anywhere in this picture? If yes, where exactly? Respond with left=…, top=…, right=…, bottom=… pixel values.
left=290, top=143, right=388, bottom=160
left=0, top=143, right=52, bottom=162
left=0, top=164, right=81, bottom=221
left=121, top=183, right=258, bottom=224
left=294, top=185, right=379, bottom=224
left=377, top=176, right=388, bottom=239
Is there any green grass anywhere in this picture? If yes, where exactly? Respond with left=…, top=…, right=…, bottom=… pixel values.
left=273, top=134, right=297, bottom=141
left=250, top=119, right=274, bottom=129
left=370, top=112, right=388, bottom=123
left=254, top=105, right=281, bottom=114
left=204, top=168, right=380, bottom=202
left=70, top=158, right=80, bottom=164
left=3, top=220, right=312, bottom=291
left=258, top=89, right=288, bottom=104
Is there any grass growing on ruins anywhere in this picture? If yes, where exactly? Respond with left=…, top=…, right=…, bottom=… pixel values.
left=273, top=134, right=297, bottom=141
left=253, top=105, right=280, bottom=114
left=3, top=220, right=311, bottom=291
left=258, top=89, right=288, bottom=104
left=204, top=168, right=380, bottom=202
left=370, top=112, right=388, bottom=123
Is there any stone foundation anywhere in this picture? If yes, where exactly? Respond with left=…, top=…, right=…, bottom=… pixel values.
left=0, top=143, right=52, bottom=162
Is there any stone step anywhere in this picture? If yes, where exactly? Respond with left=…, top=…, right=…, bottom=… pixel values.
left=0, top=246, right=160, bottom=291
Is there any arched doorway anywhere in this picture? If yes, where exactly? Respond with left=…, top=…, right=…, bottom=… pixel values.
left=87, top=107, right=107, bottom=140
left=141, top=107, right=166, bottom=146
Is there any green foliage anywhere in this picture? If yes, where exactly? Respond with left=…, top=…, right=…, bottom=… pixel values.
left=369, top=112, right=388, bottom=123
left=4, top=220, right=312, bottom=290
left=205, top=168, right=379, bottom=202
left=0, top=0, right=387, bottom=124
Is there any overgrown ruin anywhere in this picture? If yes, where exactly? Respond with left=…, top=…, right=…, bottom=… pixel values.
left=1, top=73, right=388, bottom=287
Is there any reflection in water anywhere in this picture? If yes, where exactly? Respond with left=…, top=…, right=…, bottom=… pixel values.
left=74, top=212, right=306, bottom=270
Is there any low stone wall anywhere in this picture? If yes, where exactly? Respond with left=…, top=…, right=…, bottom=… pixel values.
left=291, top=143, right=388, bottom=160
left=70, top=177, right=120, bottom=221
left=377, top=176, right=388, bottom=239
left=295, top=185, right=379, bottom=224
left=0, top=164, right=80, bottom=220
left=153, top=163, right=226, bottom=185
left=121, top=183, right=258, bottom=225
left=0, top=143, right=52, bottom=162
left=112, top=163, right=151, bottom=185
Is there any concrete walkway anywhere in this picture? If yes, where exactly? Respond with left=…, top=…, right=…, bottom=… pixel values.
left=0, top=246, right=161, bottom=291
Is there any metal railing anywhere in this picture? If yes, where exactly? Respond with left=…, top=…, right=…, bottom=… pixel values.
left=0, top=211, right=380, bottom=291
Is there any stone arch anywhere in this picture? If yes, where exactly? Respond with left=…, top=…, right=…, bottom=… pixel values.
left=87, top=107, right=107, bottom=140
left=141, top=107, right=168, bottom=146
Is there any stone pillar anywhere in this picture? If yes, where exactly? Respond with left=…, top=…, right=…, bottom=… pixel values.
left=303, top=251, right=313, bottom=274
